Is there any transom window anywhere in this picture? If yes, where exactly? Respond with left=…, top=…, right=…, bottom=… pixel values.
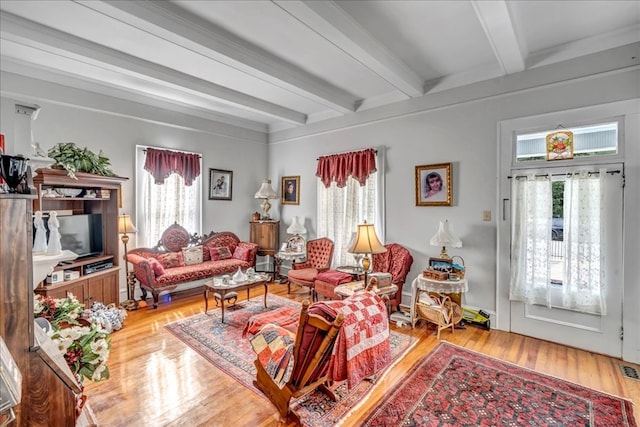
left=516, top=121, right=618, bottom=162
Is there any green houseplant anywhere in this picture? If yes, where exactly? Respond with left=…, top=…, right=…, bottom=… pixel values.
left=48, top=142, right=115, bottom=179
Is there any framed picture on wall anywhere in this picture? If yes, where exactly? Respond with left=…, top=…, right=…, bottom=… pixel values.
left=209, top=169, right=233, bottom=200
left=415, top=163, right=452, bottom=206
left=281, top=176, right=300, bottom=205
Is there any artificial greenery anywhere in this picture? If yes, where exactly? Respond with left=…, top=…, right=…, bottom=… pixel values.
left=48, top=142, right=115, bottom=179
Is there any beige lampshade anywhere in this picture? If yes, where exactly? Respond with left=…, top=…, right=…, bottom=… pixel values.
left=348, top=221, right=387, bottom=255
left=118, top=214, right=137, bottom=234
left=429, top=219, right=461, bottom=258
left=254, top=179, right=278, bottom=199
left=286, top=216, right=307, bottom=235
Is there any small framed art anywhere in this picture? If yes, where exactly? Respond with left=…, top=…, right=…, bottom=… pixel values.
left=415, top=163, right=452, bottom=207
left=209, top=169, right=233, bottom=200
left=281, top=176, right=300, bottom=205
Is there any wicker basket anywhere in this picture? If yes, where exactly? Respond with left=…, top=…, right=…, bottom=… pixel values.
left=415, top=291, right=454, bottom=339
left=422, top=269, right=448, bottom=281
left=450, top=255, right=465, bottom=279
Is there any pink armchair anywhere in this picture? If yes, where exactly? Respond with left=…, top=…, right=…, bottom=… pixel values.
left=372, top=243, right=414, bottom=311
left=287, top=237, right=334, bottom=300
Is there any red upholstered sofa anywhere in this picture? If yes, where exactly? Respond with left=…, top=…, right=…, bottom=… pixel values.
left=127, top=223, right=258, bottom=308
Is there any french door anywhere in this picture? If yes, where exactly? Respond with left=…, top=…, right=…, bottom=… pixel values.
left=506, top=165, right=624, bottom=357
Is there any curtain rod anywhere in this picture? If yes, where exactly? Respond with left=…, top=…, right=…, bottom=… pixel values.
left=316, top=148, right=377, bottom=160
left=143, top=148, right=201, bottom=158
left=507, top=169, right=621, bottom=179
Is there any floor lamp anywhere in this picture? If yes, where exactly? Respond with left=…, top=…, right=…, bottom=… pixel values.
left=348, top=220, right=387, bottom=286
left=118, top=214, right=138, bottom=310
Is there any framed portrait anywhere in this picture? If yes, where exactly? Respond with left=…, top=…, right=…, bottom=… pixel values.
left=209, top=169, right=233, bottom=200
left=415, top=162, right=452, bottom=206
left=281, top=176, right=300, bottom=205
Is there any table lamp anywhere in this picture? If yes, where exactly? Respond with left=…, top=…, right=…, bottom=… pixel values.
left=348, top=220, right=387, bottom=285
left=254, top=179, right=278, bottom=220
left=429, top=219, right=461, bottom=259
left=118, top=214, right=138, bottom=310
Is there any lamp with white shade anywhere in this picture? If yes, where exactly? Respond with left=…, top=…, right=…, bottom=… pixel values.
left=429, top=219, right=462, bottom=259
left=118, top=214, right=138, bottom=310
left=348, top=220, right=387, bottom=286
left=286, top=216, right=307, bottom=235
left=254, top=179, right=278, bottom=220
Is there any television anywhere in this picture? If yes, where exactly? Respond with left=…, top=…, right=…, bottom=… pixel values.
left=39, top=213, right=104, bottom=258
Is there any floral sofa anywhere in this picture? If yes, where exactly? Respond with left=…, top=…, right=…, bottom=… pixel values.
left=127, top=223, right=258, bottom=308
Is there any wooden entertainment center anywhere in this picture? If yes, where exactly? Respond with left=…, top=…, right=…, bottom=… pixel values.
left=0, top=169, right=127, bottom=426
left=32, top=169, right=127, bottom=307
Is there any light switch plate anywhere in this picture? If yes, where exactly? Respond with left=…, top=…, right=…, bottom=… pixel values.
left=483, top=210, right=491, bottom=221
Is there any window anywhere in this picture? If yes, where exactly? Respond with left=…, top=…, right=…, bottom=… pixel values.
left=316, top=149, right=385, bottom=267
left=135, top=146, right=202, bottom=247
left=516, top=122, right=618, bottom=162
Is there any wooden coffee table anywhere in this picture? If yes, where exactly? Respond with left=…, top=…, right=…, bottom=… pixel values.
left=204, top=274, right=270, bottom=322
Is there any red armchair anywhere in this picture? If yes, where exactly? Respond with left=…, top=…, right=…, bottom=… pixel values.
left=287, top=237, right=334, bottom=300
left=372, top=243, right=414, bottom=311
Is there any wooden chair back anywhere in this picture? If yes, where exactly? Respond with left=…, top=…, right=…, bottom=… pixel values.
left=252, top=300, right=344, bottom=423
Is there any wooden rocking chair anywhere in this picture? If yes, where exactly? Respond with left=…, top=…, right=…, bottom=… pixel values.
left=251, top=300, right=345, bottom=424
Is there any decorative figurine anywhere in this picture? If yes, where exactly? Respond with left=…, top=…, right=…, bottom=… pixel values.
left=46, top=211, right=62, bottom=255
left=33, top=211, right=48, bottom=254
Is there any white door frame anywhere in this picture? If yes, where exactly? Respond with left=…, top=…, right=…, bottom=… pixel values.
left=496, top=99, right=640, bottom=361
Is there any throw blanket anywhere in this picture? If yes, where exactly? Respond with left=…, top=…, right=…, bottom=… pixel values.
left=242, top=306, right=300, bottom=338
left=316, top=291, right=391, bottom=388
left=315, top=269, right=353, bottom=285
left=250, top=324, right=295, bottom=389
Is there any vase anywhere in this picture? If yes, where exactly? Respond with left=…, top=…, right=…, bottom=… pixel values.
left=0, top=155, right=29, bottom=193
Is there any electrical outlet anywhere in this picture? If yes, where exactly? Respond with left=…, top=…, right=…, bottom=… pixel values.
left=483, top=210, right=491, bottom=221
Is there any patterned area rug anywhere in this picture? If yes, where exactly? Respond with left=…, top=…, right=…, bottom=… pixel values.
left=361, top=341, right=637, bottom=427
left=165, top=294, right=418, bottom=427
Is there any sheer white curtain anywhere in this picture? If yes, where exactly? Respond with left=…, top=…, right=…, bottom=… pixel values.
left=317, top=172, right=378, bottom=267
left=136, top=146, right=201, bottom=248
left=509, top=174, right=553, bottom=306
left=563, top=170, right=606, bottom=315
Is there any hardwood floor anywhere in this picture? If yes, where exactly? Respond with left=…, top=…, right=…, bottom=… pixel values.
left=84, top=283, right=640, bottom=426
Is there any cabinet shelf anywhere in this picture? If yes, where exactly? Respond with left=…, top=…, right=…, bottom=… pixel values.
left=32, top=169, right=128, bottom=309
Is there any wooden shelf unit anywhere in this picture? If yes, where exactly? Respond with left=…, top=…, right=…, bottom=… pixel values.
left=0, top=194, right=97, bottom=426
left=32, top=169, right=127, bottom=307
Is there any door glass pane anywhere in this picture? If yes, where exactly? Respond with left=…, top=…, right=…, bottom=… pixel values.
left=550, top=180, right=564, bottom=286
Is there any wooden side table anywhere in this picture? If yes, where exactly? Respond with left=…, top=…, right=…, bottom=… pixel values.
left=250, top=220, right=279, bottom=278
left=276, top=250, right=306, bottom=283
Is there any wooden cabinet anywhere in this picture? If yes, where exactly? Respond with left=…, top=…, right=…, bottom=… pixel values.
left=32, top=169, right=127, bottom=305
left=249, top=220, right=279, bottom=256
left=34, top=256, right=119, bottom=308
left=0, top=195, right=96, bottom=426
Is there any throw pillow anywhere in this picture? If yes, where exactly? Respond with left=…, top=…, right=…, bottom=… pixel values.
left=182, top=246, right=203, bottom=266
left=232, top=246, right=251, bottom=262
left=210, top=246, right=232, bottom=261
left=157, top=252, right=184, bottom=269
left=148, top=258, right=165, bottom=276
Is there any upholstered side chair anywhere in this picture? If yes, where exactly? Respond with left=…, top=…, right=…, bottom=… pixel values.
left=372, top=243, right=414, bottom=311
left=287, top=237, right=334, bottom=300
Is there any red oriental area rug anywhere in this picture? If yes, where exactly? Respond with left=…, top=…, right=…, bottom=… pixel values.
left=165, top=294, right=418, bottom=427
left=362, top=342, right=637, bottom=427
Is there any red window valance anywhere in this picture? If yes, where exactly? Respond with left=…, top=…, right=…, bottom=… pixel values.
left=316, top=148, right=377, bottom=188
left=144, top=147, right=201, bottom=186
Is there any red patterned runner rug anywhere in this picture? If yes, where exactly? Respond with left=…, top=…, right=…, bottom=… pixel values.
left=165, top=294, right=418, bottom=427
left=362, top=341, right=637, bottom=427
